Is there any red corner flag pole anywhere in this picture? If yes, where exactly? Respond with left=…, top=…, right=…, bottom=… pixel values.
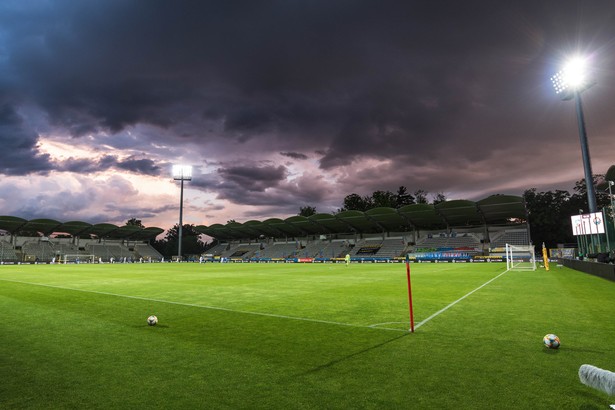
left=405, top=254, right=415, bottom=333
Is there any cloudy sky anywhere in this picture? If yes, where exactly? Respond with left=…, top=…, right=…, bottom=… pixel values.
left=1, top=0, right=614, bottom=231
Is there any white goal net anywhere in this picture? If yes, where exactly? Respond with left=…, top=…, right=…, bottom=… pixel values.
left=63, top=254, right=96, bottom=264
left=505, top=244, right=536, bottom=271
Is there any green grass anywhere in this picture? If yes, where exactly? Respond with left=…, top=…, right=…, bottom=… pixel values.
left=1, top=262, right=615, bottom=408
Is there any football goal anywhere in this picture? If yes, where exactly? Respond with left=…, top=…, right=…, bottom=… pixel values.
left=505, top=243, right=536, bottom=271
left=63, top=254, right=96, bottom=264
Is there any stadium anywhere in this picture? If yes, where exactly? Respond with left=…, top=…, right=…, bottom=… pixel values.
left=3, top=2, right=615, bottom=409
left=2, top=191, right=615, bottom=408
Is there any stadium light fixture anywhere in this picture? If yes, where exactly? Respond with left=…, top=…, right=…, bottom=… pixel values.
left=551, top=55, right=597, bottom=213
left=551, top=56, right=593, bottom=99
left=173, top=165, right=192, bottom=261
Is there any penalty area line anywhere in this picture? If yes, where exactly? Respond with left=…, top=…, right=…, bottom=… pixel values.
left=414, top=268, right=511, bottom=330
left=0, top=277, right=408, bottom=333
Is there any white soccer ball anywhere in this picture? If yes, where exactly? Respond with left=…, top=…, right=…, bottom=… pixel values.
left=543, top=333, right=560, bottom=349
left=147, top=315, right=158, bottom=326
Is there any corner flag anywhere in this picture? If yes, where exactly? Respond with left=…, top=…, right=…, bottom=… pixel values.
left=405, top=254, right=415, bottom=332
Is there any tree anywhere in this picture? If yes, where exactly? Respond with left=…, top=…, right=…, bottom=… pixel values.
left=395, top=186, right=415, bottom=207
left=432, top=192, right=447, bottom=205
left=152, top=223, right=208, bottom=258
left=572, top=175, right=611, bottom=212
left=523, top=188, right=575, bottom=248
left=371, top=190, right=397, bottom=208
left=299, top=206, right=317, bottom=217
left=339, top=193, right=373, bottom=212
left=126, top=218, right=144, bottom=228
left=414, top=189, right=428, bottom=204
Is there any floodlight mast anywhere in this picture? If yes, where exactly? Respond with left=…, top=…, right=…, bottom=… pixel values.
left=550, top=57, right=597, bottom=213
left=173, top=165, right=192, bottom=261
left=609, top=181, right=615, bottom=239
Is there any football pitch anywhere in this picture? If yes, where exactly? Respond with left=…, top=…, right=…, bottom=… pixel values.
left=1, top=262, right=614, bottom=408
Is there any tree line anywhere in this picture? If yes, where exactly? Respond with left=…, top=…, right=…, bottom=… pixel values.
left=299, top=186, right=446, bottom=216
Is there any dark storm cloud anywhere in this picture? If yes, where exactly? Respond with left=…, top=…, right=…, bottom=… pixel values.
left=58, top=155, right=160, bottom=176
left=1, top=0, right=614, bottom=208
left=280, top=152, right=308, bottom=160
left=17, top=190, right=96, bottom=221
left=218, top=164, right=287, bottom=193
left=115, top=157, right=161, bottom=175
left=0, top=101, right=53, bottom=175
left=2, top=1, right=531, bottom=139
left=187, top=162, right=329, bottom=215
left=103, top=203, right=177, bottom=224
left=188, top=162, right=289, bottom=206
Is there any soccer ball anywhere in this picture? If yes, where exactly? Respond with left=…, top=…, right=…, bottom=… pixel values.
left=147, top=315, right=158, bottom=326
left=543, top=333, right=560, bottom=349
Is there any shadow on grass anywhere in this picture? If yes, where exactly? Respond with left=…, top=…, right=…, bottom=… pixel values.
left=131, top=324, right=171, bottom=329
left=298, top=332, right=411, bottom=375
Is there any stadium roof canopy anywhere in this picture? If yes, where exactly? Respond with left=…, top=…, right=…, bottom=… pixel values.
left=195, top=194, right=527, bottom=241
left=0, top=216, right=163, bottom=240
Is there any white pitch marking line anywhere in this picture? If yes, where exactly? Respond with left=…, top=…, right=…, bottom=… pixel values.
left=414, top=268, right=511, bottom=330
left=0, top=278, right=408, bottom=333
left=369, top=321, right=407, bottom=328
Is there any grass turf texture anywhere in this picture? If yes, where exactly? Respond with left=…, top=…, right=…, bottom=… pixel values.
left=1, top=263, right=614, bottom=408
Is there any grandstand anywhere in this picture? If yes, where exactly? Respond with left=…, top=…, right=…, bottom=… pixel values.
left=134, top=243, right=163, bottom=261
left=193, top=195, right=531, bottom=263
left=21, top=240, right=56, bottom=262
left=256, top=242, right=299, bottom=259
left=206, top=229, right=501, bottom=262
left=0, top=194, right=533, bottom=264
left=222, top=243, right=262, bottom=260
left=0, top=240, right=18, bottom=263
left=489, top=229, right=530, bottom=248
left=297, top=240, right=326, bottom=258
left=415, top=232, right=482, bottom=252
left=317, top=240, right=351, bottom=259
left=54, top=242, right=84, bottom=256
left=203, top=242, right=229, bottom=258
left=349, top=240, right=379, bottom=258
left=0, top=237, right=162, bottom=264
left=0, top=217, right=164, bottom=264
left=376, top=238, right=408, bottom=258
left=89, top=243, right=133, bottom=261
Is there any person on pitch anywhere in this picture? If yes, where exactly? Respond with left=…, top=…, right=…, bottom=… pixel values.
left=345, top=253, right=350, bottom=266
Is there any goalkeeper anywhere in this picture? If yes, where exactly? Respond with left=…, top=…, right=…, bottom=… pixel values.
left=345, top=253, right=350, bottom=266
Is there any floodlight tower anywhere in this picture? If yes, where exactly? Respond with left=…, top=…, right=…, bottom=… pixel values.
left=551, top=56, right=597, bottom=213
left=608, top=181, right=615, bottom=236
left=172, top=165, right=192, bottom=261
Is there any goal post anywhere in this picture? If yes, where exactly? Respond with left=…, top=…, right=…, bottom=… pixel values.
left=505, top=244, right=536, bottom=271
left=63, top=254, right=96, bottom=264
